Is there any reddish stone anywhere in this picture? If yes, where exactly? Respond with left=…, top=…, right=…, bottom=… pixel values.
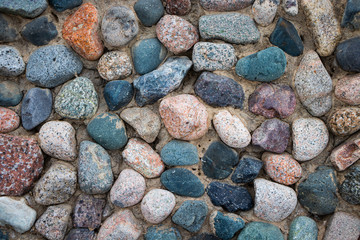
left=156, top=15, right=198, bottom=54
left=165, top=0, right=191, bottom=15
left=0, top=107, right=20, bottom=133
left=335, top=74, right=360, bottom=105
left=0, top=134, right=44, bottom=196
left=248, top=83, right=296, bottom=119
left=62, top=3, right=103, bottom=60
left=73, top=194, right=105, bottom=229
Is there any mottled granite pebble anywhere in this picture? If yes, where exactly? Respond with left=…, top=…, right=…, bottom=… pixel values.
left=134, top=0, right=164, bottom=26
left=0, top=46, right=24, bottom=77
left=199, top=13, right=260, bottom=44
left=200, top=0, right=253, bottom=11
left=172, top=200, right=208, bottom=233
left=254, top=178, right=297, bottom=222
left=0, top=107, right=20, bottom=133
left=0, top=13, right=18, bottom=43
left=160, top=140, right=199, bottom=166
left=21, top=16, right=58, bottom=46
left=336, top=37, right=360, bottom=73
left=324, top=212, right=360, bottom=240
left=145, top=225, right=182, bottom=240
left=122, top=138, right=165, bottom=178
left=340, top=166, right=360, bottom=205
left=231, top=155, right=263, bottom=183
left=166, top=0, right=191, bottom=15
left=209, top=211, right=245, bottom=240
left=288, top=216, right=318, bottom=240
left=342, top=0, right=360, bottom=29
left=328, top=107, right=360, bottom=136
left=49, top=0, right=83, bottom=12
left=103, top=80, right=133, bottom=111
left=252, top=0, right=280, bottom=26
left=0, top=81, right=22, bottom=106
left=97, top=51, right=132, bottom=80
left=237, top=222, right=284, bottom=240
left=0, top=134, right=43, bottom=196
left=141, top=189, right=176, bottom=224
left=65, top=229, right=95, bottom=240
left=0, top=0, right=48, bottom=18
left=73, top=194, right=105, bottom=229
left=283, top=0, right=298, bottom=16
left=335, top=74, right=360, bottom=105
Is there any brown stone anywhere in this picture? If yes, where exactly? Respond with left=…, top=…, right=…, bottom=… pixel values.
left=330, top=132, right=360, bottom=171
left=165, top=0, right=191, bottom=15
left=328, top=107, right=360, bottom=136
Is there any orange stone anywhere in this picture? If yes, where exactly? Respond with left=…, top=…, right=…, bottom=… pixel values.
left=62, top=3, right=103, bottom=60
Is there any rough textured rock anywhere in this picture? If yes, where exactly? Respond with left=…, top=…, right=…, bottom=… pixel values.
left=252, top=0, right=280, bottom=26
left=0, top=107, right=20, bottom=133
left=0, top=46, right=25, bottom=77
left=288, top=216, right=318, bottom=240
left=237, top=222, right=284, bottom=240
left=166, top=0, right=191, bottom=15
left=0, top=81, right=22, bottom=107
left=335, top=74, right=360, bottom=105
left=73, top=194, right=105, bottom=229
left=340, top=166, right=360, bottom=205
left=97, top=51, right=132, bottom=80
left=160, top=140, right=199, bottom=166
left=336, top=37, right=360, bottom=73
left=200, top=0, right=254, bottom=11
left=145, top=225, right=182, bottom=240
left=209, top=211, right=245, bottom=240
left=172, top=200, right=208, bottom=233
left=49, top=0, right=83, bottom=12
left=328, top=107, right=360, bottom=136
left=0, top=0, right=48, bottom=18
left=323, top=212, right=360, bottom=240
left=103, top=80, right=133, bottom=111
left=231, top=155, right=263, bottom=183
left=134, top=0, right=164, bottom=26
left=283, top=0, right=298, bottom=16
left=21, top=16, right=58, bottom=46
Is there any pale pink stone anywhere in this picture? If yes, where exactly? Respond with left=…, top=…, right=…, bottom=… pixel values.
left=0, top=107, right=19, bottom=133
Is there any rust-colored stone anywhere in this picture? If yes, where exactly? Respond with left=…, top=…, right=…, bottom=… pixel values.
left=330, top=132, right=360, bottom=171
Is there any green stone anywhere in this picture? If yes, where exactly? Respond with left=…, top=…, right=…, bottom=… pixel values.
left=288, top=216, right=318, bottom=240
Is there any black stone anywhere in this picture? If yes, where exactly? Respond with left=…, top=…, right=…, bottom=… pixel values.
left=49, top=0, right=83, bottom=12
left=340, top=166, right=360, bottom=205
left=21, top=16, right=58, bottom=46
left=189, top=233, right=221, bottom=240
left=65, top=228, right=95, bottom=240
left=231, top=155, right=263, bottom=183
left=0, top=13, right=17, bottom=43
left=336, top=37, right=360, bottom=73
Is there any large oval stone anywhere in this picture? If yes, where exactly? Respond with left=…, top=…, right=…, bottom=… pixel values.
left=336, top=37, right=360, bottom=73
left=0, top=107, right=20, bottom=133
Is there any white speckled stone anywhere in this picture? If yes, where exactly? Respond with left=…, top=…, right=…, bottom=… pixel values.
left=97, top=51, right=132, bottom=81
left=0, top=46, right=25, bottom=77
left=324, top=212, right=360, bottom=240
left=252, top=0, right=280, bottom=27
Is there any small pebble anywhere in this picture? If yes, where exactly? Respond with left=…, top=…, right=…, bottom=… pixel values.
left=21, top=88, right=52, bottom=130
left=209, top=211, right=245, bottom=240
left=323, top=212, right=360, bottom=240
left=202, top=141, right=239, bottom=179
left=252, top=118, right=290, bottom=153
left=254, top=178, right=297, bottom=222
left=0, top=107, right=20, bottom=133
left=73, top=194, right=105, bottom=229
left=156, top=15, right=198, bottom=54
left=26, top=45, right=83, bottom=88
left=132, top=38, right=167, bottom=75
left=161, top=168, right=205, bottom=197
left=200, top=0, right=253, bottom=11
left=166, top=0, right=191, bottom=15
left=0, top=134, right=43, bottom=196
left=39, top=121, right=77, bottom=161
left=172, top=200, right=208, bottom=233
left=122, top=138, right=165, bottom=178
left=55, top=77, right=98, bottom=119
left=193, top=42, right=236, bottom=72
left=237, top=222, right=284, bottom=240
left=141, top=189, right=176, bottom=224
left=160, top=140, right=199, bottom=166
left=231, top=155, right=263, bottom=184
left=328, top=107, right=360, bottom=136
left=97, top=209, right=142, bottom=239
left=340, top=166, right=360, bottom=205
left=110, top=169, right=146, bottom=208
left=283, top=0, right=298, bottom=16
left=134, top=0, right=164, bottom=26
left=248, top=83, right=296, bottom=118
left=297, top=166, right=338, bottom=215
left=292, top=117, right=329, bottom=161
left=78, top=141, right=114, bottom=194
left=0, top=81, right=22, bottom=106
left=341, top=0, right=360, bottom=29
left=206, top=182, right=253, bottom=212
left=97, top=51, right=132, bottom=80
left=33, top=161, right=77, bottom=205
left=288, top=216, right=318, bottom=240
left=21, top=16, right=58, bottom=46
left=336, top=37, right=360, bottom=73
left=49, top=0, right=83, bottom=12
left=65, top=229, right=95, bottom=240
left=236, top=47, right=286, bottom=82
left=103, top=80, right=133, bottom=111
left=62, top=3, right=104, bottom=60
left=0, top=13, right=18, bottom=43
left=0, top=197, right=36, bottom=233
left=101, top=6, right=138, bottom=47
left=335, top=74, right=360, bottom=105
left=159, top=94, right=209, bottom=140
left=199, top=13, right=260, bottom=44
left=145, top=225, right=182, bottom=240
left=87, top=112, right=128, bottom=150
left=195, top=72, right=245, bottom=109
left=0, top=46, right=25, bottom=77
left=0, top=0, right=48, bottom=18
left=134, top=56, right=192, bottom=106
left=262, top=152, right=302, bottom=185
left=35, top=204, right=71, bottom=240
left=252, top=0, right=280, bottom=26
left=269, top=17, right=303, bottom=56
left=121, top=107, right=160, bottom=143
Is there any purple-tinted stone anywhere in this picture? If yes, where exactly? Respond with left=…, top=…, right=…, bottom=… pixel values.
left=248, top=83, right=296, bottom=118
left=73, top=194, right=105, bottom=229
left=252, top=119, right=290, bottom=153
left=66, top=228, right=96, bottom=240
left=165, top=0, right=191, bottom=15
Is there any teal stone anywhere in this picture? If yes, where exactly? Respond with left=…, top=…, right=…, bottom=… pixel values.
left=145, top=225, right=182, bottom=240
left=235, top=47, right=287, bottom=82
left=0, top=81, right=22, bottom=107
left=78, top=141, right=114, bottom=194
left=288, top=216, right=318, bottom=240
left=87, top=112, right=128, bottom=150
left=237, top=222, right=284, bottom=240
left=210, top=211, right=245, bottom=240
left=160, top=140, right=199, bottom=166
left=172, top=200, right=208, bottom=233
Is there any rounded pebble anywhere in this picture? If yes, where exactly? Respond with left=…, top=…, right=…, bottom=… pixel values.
left=0, top=81, right=22, bottom=107
left=252, top=0, right=280, bottom=27
left=21, top=16, right=58, bottom=46
left=172, top=200, right=208, bottom=233
left=97, top=51, right=132, bottom=81
left=0, top=107, right=20, bottom=133
left=0, top=46, right=24, bottom=77
left=336, top=37, right=360, bottom=72
left=160, top=140, right=199, bottom=166
left=134, top=0, right=164, bottom=27
left=103, top=80, right=133, bottom=111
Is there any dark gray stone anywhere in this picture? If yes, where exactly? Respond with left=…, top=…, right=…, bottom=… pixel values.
left=172, top=200, right=208, bottom=233
left=21, top=16, right=58, bottom=46
left=340, top=166, right=360, bottom=205
left=342, top=0, right=360, bottom=29
left=0, top=0, right=48, bottom=18
left=231, top=155, right=263, bottom=183
left=0, top=13, right=17, bottom=43
left=336, top=37, right=360, bottom=73
left=49, top=0, right=83, bottom=12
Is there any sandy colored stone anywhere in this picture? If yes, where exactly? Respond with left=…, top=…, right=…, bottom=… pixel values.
left=0, top=107, right=19, bottom=133
left=97, top=51, right=132, bottom=81
left=328, top=107, right=360, bottom=136
left=335, top=74, right=360, bottom=105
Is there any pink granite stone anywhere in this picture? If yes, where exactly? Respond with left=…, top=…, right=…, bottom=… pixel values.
left=0, top=107, right=20, bottom=133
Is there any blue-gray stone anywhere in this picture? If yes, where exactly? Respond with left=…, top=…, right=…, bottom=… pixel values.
left=26, top=45, right=83, bottom=88
left=231, top=155, right=262, bottom=183
left=103, top=80, right=133, bottom=111
left=160, top=140, right=199, bottom=166
left=342, top=0, right=360, bottom=29
left=202, top=141, right=238, bottom=179
left=21, top=88, right=52, bottom=130
left=298, top=166, right=338, bottom=215
left=237, top=222, right=284, bottom=240
left=160, top=168, right=204, bottom=197
left=134, top=0, right=164, bottom=27
left=0, top=46, right=25, bottom=77
left=210, top=211, right=245, bottom=240
left=336, top=37, right=360, bottom=73
left=145, top=225, right=182, bottom=240
left=65, top=228, right=96, bottom=240
left=0, top=13, right=17, bottom=43
left=206, top=182, right=253, bottom=212
left=269, top=17, right=304, bottom=57
left=172, top=200, right=208, bottom=233
left=0, top=229, right=9, bottom=240
left=78, top=141, right=114, bottom=194
left=194, top=72, right=245, bottom=109
left=189, top=234, right=221, bottom=240
left=340, top=165, right=360, bottom=205
left=0, top=0, right=48, bottom=18
left=132, top=38, right=167, bottom=75
left=236, top=47, right=287, bottom=82
left=21, top=16, right=58, bottom=46
left=288, top=216, right=318, bottom=240
left=86, top=112, right=128, bottom=150
left=133, top=56, right=192, bottom=106
left=0, top=81, right=22, bottom=107
left=49, top=0, right=83, bottom=12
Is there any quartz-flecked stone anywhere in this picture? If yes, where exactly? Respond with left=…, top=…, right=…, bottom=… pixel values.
left=0, top=134, right=43, bottom=196
left=0, top=107, right=19, bottom=133
left=21, top=16, right=58, bottom=46
left=0, top=0, right=48, bottom=18
left=341, top=0, right=360, bottom=29
left=252, top=0, right=280, bottom=27
left=0, top=81, right=22, bottom=107
left=335, top=74, right=360, bottom=105
left=237, top=222, right=284, bottom=240
left=97, top=51, right=132, bottom=81
left=172, top=200, right=208, bottom=233
left=200, top=0, right=254, bottom=11
left=134, top=0, right=164, bottom=26
left=340, top=166, right=360, bottom=205
left=323, top=212, right=360, bottom=240
left=209, top=211, right=245, bottom=240
left=103, top=80, right=133, bottom=111
left=73, top=194, right=105, bottom=229
left=33, top=161, right=77, bottom=205
left=288, top=216, right=318, bottom=240
left=160, top=140, right=199, bottom=166
left=283, top=0, right=298, bottom=16
left=165, top=0, right=191, bottom=15
left=231, top=155, right=263, bottom=183
left=336, top=37, right=360, bottom=73
left=134, top=56, right=192, bottom=106
left=199, top=13, right=260, bottom=44
left=0, top=46, right=25, bottom=77
left=328, top=107, right=360, bottom=136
